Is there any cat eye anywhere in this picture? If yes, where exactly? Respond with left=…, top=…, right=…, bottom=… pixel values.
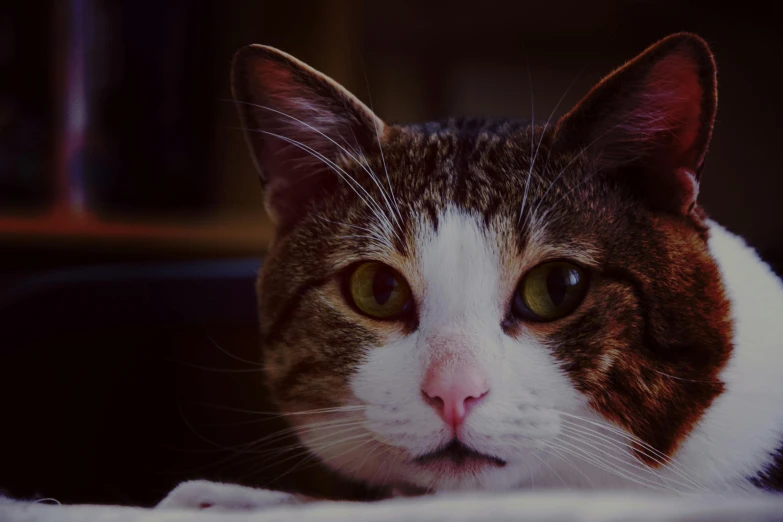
left=513, top=261, right=588, bottom=322
left=347, top=262, right=412, bottom=319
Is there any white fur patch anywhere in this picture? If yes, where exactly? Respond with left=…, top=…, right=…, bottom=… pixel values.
left=304, top=213, right=783, bottom=495
left=343, top=209, right=583, bottom=491
left=666, top=221, right=783, bottom=491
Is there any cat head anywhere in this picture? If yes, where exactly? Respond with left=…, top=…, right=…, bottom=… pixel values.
left=231, top=33, right=731, bottom=492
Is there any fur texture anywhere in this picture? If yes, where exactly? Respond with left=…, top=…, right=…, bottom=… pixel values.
left=231, top=33, right=783, bottom=496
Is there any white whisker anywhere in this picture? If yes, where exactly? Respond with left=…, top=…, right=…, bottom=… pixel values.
left=518, top=55, right=535, bottom=224
left=191, top=401, right=367, bottom=418
left=529, top=112, right=671, bottom=227
left=650, top=368, right=722, bottom=384
left=538, top=446, right=596, bottom=488
left=556, top=413, right=710, bottom=491
left=361, top=61, right=404, bottom=226
left=543, top=438, right=680, bottom=493
left=532, top=452, right=568, bottom=487
left=316, top=216, right=394, bottom=251
left=557, top=425, right=707, bottom=493
left=238, top=127, right=401, bottom=243
left=521, top=66, right=586, bottom=231
left=251, top=431, right=371, bottom=476
left=205, top=334, right=263, bottom=368
left=231, top=99, right=403, bottom=243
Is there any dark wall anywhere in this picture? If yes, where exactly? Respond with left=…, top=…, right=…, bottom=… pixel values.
left=1, top=0, right=781, bottom=508
left=211, top=0, right=783, bottom=254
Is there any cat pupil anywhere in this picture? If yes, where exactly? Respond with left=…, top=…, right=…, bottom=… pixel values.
left=372, top=269, right=397, bottom=305
left=546, top=267, right=576, bottom=307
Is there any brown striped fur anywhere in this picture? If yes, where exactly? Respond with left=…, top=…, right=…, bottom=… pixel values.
left=232, top=33, right=732, bottom=483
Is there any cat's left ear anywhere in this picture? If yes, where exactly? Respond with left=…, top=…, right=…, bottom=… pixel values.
left=232, top=45, right=385, bottom=231
left=554, top=33, right=717, bottom=214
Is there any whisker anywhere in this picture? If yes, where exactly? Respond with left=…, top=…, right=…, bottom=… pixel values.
left=521, top=66, right=586, bottom=231
left=555, top=412, right=710, bottom=491
left=236, top=419, right=368, bottom=454
left=518, top=53, right=535, bottom=224
left=335, top=234, right=391, bottom=243
left=316, top=216, right=382, bottom=236
left=248, top=431, right=371, bottom=479
left=173, top=360, right=264, bottom=373
left=176, top=403, right=263, bottom=454
left=251, top=423, right=368, bottom=458
left=189, top=401, right=367, bottom=418
left=315, top=215, right=394, bottom=251
left=360, top=58, right=404, bottom=226
left=275, top=436, right=380, bottom=487
left=204, top=333, right=263, bottom=368
left=237, top=126, right=400, bottom=243
left=224, top=425, right=370, bottom=481
left=173, top=418, right=366, bottom=477
left=557, top=425, right=707, bottom=493
left=529, top=124, right=617, bottom=225
left=351, top=439, right=389, bottom=484
left=538, top=446, right=596, bottom=488
left=649, top=368, right=723, bottom=384
left=543, top=439, right=679, bottom=493
left=556, top=412, right=686, bottom=469
left=272, top=437, right=381, bottom=489
left=227, top=124, right=393, bottom=237
left=537, top=112, right=677, bottom=224
left=229, top=99, right=402, bottom=243
left=557, top=418, right=709, bottom=491
left=529, top=111, right=674, bottom=229
left=558, top=431, right=701, bottom=495
left=532, top=452, right=568, bottom=487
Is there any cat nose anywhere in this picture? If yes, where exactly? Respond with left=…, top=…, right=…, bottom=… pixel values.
left=421, top=364, right=489, bottom=430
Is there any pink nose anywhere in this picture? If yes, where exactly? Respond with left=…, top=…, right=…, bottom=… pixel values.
left=421, top=364, right=489, bottom=430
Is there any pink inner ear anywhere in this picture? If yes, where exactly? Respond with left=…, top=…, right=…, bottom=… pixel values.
left=622, top=52, right=704, bottom=169
left=246, top=57, right=349, bottom=186
left=249, top=58, right=312, bottom=108
left=249, top=60, right=341, bottom=139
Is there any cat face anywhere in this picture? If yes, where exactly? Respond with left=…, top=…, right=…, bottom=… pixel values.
left=232, top=33, right=732, bottom=492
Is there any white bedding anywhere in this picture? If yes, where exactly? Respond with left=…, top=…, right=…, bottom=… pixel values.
left=3, top=481, right=783, bottom=522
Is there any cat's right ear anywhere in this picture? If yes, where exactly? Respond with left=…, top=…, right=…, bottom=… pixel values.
left=231, top=45, right=386, bottom=230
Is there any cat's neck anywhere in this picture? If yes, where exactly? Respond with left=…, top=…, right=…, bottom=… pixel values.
left=665, top=220, right=783, bottom=491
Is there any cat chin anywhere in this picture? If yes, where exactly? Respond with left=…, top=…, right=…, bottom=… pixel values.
left=310, top=437, right=535, bottom=493
left=363, top=454, right=543, bottom=493
left=380, top=464, right=528, bottom=494
left=420, top=464, right=533, bottom=493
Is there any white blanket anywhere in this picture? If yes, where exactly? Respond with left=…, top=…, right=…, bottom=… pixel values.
left=3, top=481, right=783, bottom=522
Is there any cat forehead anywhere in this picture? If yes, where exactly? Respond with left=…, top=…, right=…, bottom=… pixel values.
left=362, top=121, right=551, bottom=220
left=413, top=207, right=599, bottom=264
left=366, top=208, right=600, bottom=305
left=372, top=120, right=598, bottom=219
left=388, top=119, right=537, bottom=178
left=303, top=119, right=609, bottom=270
left=412, top=209, right=508, bottom=320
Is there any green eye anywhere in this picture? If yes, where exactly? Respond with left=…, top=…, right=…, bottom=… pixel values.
left=513, top=261, right=588, bottom=321
left=348, top=262, right=412, bottom=319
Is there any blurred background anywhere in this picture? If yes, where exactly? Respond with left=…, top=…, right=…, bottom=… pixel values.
left=1, top=0, right=781, bottom=508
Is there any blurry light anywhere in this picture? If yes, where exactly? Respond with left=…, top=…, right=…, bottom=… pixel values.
left=60, top=0, right=91, bottom=218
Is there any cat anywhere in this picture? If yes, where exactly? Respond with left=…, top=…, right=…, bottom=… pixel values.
left=226, top=32, right=783, bottom=498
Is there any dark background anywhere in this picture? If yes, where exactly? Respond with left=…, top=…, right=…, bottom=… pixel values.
left=1, top=0, right=781, bottom=507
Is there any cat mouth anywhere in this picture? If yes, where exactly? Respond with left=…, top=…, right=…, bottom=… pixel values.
left=413, top=440, right=507, bottom=468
